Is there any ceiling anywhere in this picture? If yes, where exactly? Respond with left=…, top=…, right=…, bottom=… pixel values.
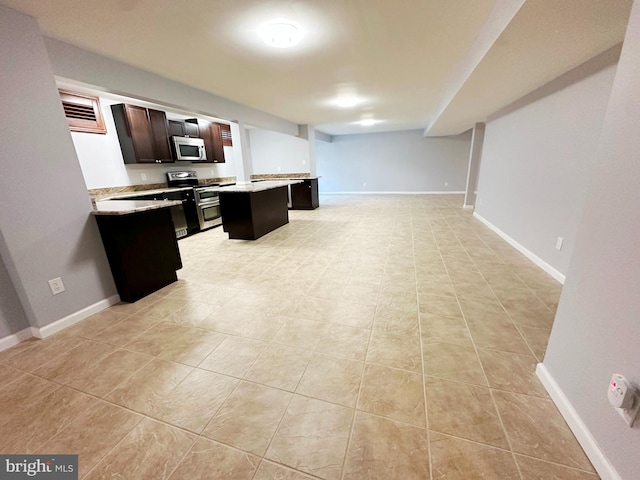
left=0, top=0, right=633, bottom=136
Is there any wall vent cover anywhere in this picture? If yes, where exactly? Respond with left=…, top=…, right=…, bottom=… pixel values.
left=59, top=89, right=107, bottom=134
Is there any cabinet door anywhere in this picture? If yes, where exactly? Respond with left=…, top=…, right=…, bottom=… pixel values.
left=148, top=109, right=172, bottom=162
left=168, top=120, right=185, bottom=137
left=124, top=105, right=156, bottom=163
left=184, top=121, right=199, bottom=137
left=199, top=120, right=226, bottom=163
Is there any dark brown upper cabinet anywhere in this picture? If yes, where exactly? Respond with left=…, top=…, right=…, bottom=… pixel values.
left=111, top=104, right=173, bottom=164
left=168, top=119, right=200, bottom=138
left=59, top=89, right=107, bottom=134
left=186, top=119, right=225, bottom=163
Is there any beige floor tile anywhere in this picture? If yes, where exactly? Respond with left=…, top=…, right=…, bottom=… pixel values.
left=1, top=334, right=84, bottom=372
left=343, top=411, right=429, bottom=480
left=150, top=368, right=238, bottom=432
left=0, top=387, right=96, bottom=454
left=315, top=323, right=370, bottom=361
left=273, top=318, right=328, bottom=350
left=63, top=309, right=130, bottom=339
left=358, top=364, right=426, bottom=427
left=0, top=364, right=25, bottom=386
left=206, top=307, right=286, bottom=340
left=266, top=395, right=353, bottom=480
left=367, top=331, right=422, bottom=373
left=245, top=344, right=313, bottom=391
left=420, top=314, right=473, bottom=347
left=493, top=390, right=595, bottom=471
left=328, top=301, right=377, bottom=329
left=0, top=374, right=60, bottom=423
left=169, top=437, right=259, bottom=479
left=84, top=418, right=196, bottom=480
left=253, top=461, right=317, bottom=479
left=106, top=358, right=193, bottom=414
left=297, top=353, right=363, bottom=407
left=418, top=294, right=463, bottom=318
left=135, top=296, right=189, bottom=320
left=458, top=297, right=512, bottom=324
left=199, top=335, right=268, bottom=377
left=423, top=342, right=487, bottom=386
left=515, top=454, right=599, bottom=479
left=518, top=325, right=552, bottom=360
left=501, top=297, right=556, bottom=330
left=467, top=321, right=533, bottom=355
left=32, top=339, right=115, bottom=385
left=204, top=380, right=292, bottom=455
left=96, top=315, right=164, bottom=346
left=39, top=400, right=142, bottom=478
left=477, top=349, right=548, bottom=397
left=67, top=349, right=153, bottom=398
left=429, top=431, right=519, bottom=479
left=426, top=377, right=508, bottom=449
left=164, top=300, right=220, bottom=327
left=293, top=297, right=337, bottom=323
left=373, top=306, right=420, bottom=337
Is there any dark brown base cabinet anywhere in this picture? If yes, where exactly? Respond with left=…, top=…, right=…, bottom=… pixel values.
left=290, top=179, right=319, bottom=210
left=95, top=208, right=182, bottom=302
left=219, top=187, right=289, bottom=240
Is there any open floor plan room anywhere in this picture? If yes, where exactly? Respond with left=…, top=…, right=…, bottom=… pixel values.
left=0, top=195, right=596, bottom=479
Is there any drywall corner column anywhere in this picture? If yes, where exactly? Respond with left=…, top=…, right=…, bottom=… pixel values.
left=0, top=5, right=116, bottom=330
left=542, top=1, right=640, bottom=478
left=464, top=122, right=485, bottom=208
left=298, top=125, right=318, bottom=177
left=230, top=121, right=253, bottom=184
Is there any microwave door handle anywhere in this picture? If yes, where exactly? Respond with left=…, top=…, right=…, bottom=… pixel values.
left=199, top=145, right=205, bottom=160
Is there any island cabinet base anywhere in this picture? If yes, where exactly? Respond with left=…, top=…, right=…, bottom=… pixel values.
left=220, top=186, right=289, bottom=240
left=290, top=178, right=319, bottom=210
left=95, top=208, right=182, bottom=302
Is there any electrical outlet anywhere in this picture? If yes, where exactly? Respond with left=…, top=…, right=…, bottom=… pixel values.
left=277, top=166, right=281, bottom=172
left=444, top=182, right=448, bottom=186
left=362, top=183, right=366, bottom=188
left=556, top=237, right=564, bottom=250
left=608, top=373, right=640, bottom=427
left=210, top=169, right=214, bottom=176
left=48, top=277, right=65, bottom=295
left=141, top=173, right=147, bottom=181
left=302, top=159, right=306, bottom=165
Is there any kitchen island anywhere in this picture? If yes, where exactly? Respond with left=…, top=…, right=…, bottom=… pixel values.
left=219, top=180, right=303, bottom=240
left=92, top=200, right=182, bottom=302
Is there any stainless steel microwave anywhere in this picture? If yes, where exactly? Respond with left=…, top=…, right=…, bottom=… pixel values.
left=171, top=136, right=207, bottom=162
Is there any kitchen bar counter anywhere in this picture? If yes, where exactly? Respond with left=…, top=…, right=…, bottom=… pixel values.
left=92, top=199, right=182, bottom=215
left=219, top=181, right=301, bottom=240
left=219, top=179, right=302, bottom=193
left=92, top=201, right=182, bottom=302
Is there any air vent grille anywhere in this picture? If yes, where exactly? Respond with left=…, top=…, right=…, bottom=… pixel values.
left=58, top=89, right=107, bottom=134
left=220, top=124, right=233, bottom=146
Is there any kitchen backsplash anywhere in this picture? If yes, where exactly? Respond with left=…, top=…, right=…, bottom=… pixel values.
left=89, top=177, right=236, bottom=200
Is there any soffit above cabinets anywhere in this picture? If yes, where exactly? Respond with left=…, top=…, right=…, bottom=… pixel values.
left=2, top=0, right=633, bottom=136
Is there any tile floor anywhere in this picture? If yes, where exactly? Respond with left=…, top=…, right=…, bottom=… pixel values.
left=0, top=194, right=598, bottom=479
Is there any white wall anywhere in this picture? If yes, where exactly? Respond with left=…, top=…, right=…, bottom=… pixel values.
left=249, top=128, right=310, bottom=175
left=72, top=97, right=235, bottom=189
left=0, top=5, right=116, bottom=331
left=474, top=47, right=619, bottom=278
left=316, top=129, right=471, bottom=193
left=45, top=37, right=298, bottom=137
left=543, top=2, right=640, bottom=478
left=0, top=243, right=29, bottom=338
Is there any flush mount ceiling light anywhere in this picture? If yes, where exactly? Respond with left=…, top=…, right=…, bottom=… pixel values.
left=259, top=21, right=303, bottom=48
left=335, top=97, right=359, bottom=108
left=358, top=118, right=377, bottom=126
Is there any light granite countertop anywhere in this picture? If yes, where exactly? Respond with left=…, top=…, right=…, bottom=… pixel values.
left=91, top=199, right=182, bottom=216
left=219, top=179, right=303, bottom=193
left=104, top=186, right=193, bottom=200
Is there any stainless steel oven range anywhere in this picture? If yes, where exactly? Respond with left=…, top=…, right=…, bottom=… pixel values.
left=194, top=185, right=222, bottom=230
left=166, top=171, right=222, bottom=232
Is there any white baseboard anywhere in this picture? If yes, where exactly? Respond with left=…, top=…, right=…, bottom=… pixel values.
left=0, top=327, right=34, bottom=352
left=31, top=294, right=120, bottom=339
left=463, top=205, right=474, bottom=210
left=472, top=212, right=566, bottom=284
left=320, top=191, right=465, bottom=195
left=536, top=363, right=620, bottom=480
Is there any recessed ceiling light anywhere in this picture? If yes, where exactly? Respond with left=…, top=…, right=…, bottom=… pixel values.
left=335, top=97, right=359, bottom=108
left=358, top=119, right=377, bottom=126
left=259, top=21, right=303, bottom=48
